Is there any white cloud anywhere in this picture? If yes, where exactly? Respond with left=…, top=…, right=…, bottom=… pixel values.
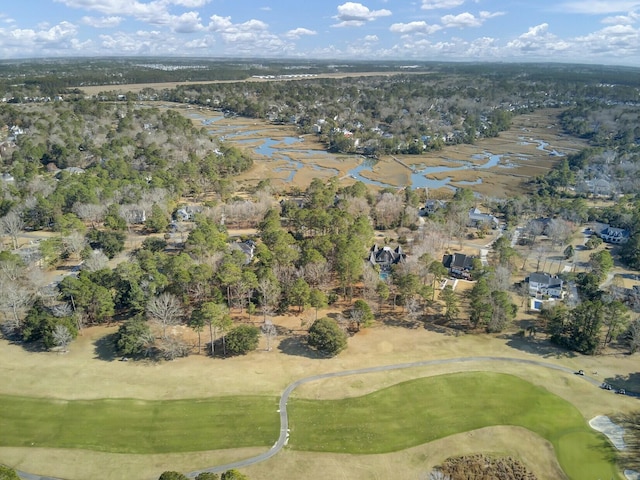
left=556, top=1, right=640, bottom=14
left=285, top=27, right=317, bottom=39
left=390, top=21, right=442, bottom=34
left=206, top=15, right=291, bottom=55
left=81, top=16, right=123, bottom=28
left=574, top=24, right=640, bottom=56
left=0, top=13, right=15, bottom=24
left=55, top=0, right=201, bottom=27
left=363, top=35, right=379, bottom=42
left=0, top=21, right=79, bottom=53
left=332, top=2, right=392, bottom=28
left=441, top=11, right=502, bottom=28
left=601, top=12, right=640, bottom=24
left=169, top=0, right=210, bottom=7
left=506, top=23, right=570, bottom=53
left=421, top=0, right=465, bottom=10
left=172, top=11, right=204, bottom=33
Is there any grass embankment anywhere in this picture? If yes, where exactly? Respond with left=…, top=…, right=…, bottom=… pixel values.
left=289, top=372, right=621, bottom=480
left=0, top=396, right=278, bottom=454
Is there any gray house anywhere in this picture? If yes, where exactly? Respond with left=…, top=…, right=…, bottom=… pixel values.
left=528, top=272, right=564, bottom=299
left=468, top=207, right=499, bottom=229
left=442, top=253, right=475, bottom=280
left=369, top=245, right=406, bottom=271
left=599, top=226, right=630, bottom=244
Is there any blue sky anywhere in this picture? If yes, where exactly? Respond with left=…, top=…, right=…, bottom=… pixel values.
left=0, top=1, right=639, bottom=66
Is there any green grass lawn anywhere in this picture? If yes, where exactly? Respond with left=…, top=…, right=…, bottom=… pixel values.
left=0, top=395, right=279, bottom=454
left=0, top=372, right=622, bottom=479
left=289, top=372, right=622, bottom=480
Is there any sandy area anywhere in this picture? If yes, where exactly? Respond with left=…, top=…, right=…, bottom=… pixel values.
left=589, top=416, right=640, bottom=480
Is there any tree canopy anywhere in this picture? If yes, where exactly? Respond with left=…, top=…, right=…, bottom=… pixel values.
left=307, top=317, right=347, bottom=356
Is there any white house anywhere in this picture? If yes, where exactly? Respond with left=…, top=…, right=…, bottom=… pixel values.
left=528, top=272, right=564, bottom=299
left=468, top=207, right=499, bottom=229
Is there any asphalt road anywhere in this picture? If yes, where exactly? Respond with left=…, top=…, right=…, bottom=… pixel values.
left=13, top=356, right=631, bottom=480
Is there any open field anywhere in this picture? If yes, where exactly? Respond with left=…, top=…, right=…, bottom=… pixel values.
left=78, top=71, right=427, bottom=96
left=1, top=320, right=638, bottom=479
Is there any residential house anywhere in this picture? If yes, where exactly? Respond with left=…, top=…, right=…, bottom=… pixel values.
left=369, top=245, right=406, bottom=271
left=420, top=199, right=446, bottom=216
left=577, top=178, right=616, bottom=197
left=468, top=207, right=499, bottom=229
left=528, top=272, right=564, bottom=299
left=174, top=205, right=202, bottom=222
left=442, top=253, right=475, bottom=280
left=599, top=225, right=630, bottom=244
left=63, top=167, right=85, bottom=175
left=232, top=239, right=256, bottom=264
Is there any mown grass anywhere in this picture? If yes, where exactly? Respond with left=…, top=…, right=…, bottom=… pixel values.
left=288, top=372, right=622, bottom=480
left=0, top=395, right=279, bottom=454
left=0, top=372, right=622, bottom=479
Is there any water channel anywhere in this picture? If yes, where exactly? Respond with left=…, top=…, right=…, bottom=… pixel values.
left=189, top=111, right=565, bottom=190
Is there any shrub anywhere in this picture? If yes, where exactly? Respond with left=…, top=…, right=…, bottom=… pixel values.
left=307, top=317, right=347, bottom=356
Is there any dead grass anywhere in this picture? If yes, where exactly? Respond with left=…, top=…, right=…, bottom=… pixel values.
left=242, top=426, right=566, bottom=480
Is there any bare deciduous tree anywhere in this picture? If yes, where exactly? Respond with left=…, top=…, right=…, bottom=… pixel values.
left=159, top=334, right=190, bottom=360
left=72, top=202, right=106, bottom=227
left=625, top=317, right=640, bottom=354
left=303, top=260, right=331, bottom=290
left=52, top=324, right=73, bottom=352
left=547, top=218, right=574, bottom=247
left=362, top=263, right=380, bottom=301
left=261, top=318, right=277, bottom=351
left=63, top=231, right=86, bottom=260
left=0, top=282, right=34, bottom=335
left=258, top=277, right=280, bottom=321
left=146, top=292, right=184, bottom=339
left=1, top=211, right=24, bottom=250
left=82, top=250, right=110, bottom=272
left=374, top=192, right=404, bottom=229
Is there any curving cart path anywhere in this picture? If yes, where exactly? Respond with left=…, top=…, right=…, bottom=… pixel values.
left=14, top=356, right=631, bottom=480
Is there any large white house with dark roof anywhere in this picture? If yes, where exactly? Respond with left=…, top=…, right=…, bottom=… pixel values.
left=528, top=272, right=564, bottom=299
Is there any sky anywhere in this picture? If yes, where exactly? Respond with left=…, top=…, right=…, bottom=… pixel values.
left=0, top=1, right=639, bottom=66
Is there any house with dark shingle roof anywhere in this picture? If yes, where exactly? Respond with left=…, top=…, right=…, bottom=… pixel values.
left=369, top=245, right=406, bottom=271
left=528, top=272, right=564, bottom=298
left=442, top=253, right=475, bottom=280
left=599, top=225, right=630, bottom=244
